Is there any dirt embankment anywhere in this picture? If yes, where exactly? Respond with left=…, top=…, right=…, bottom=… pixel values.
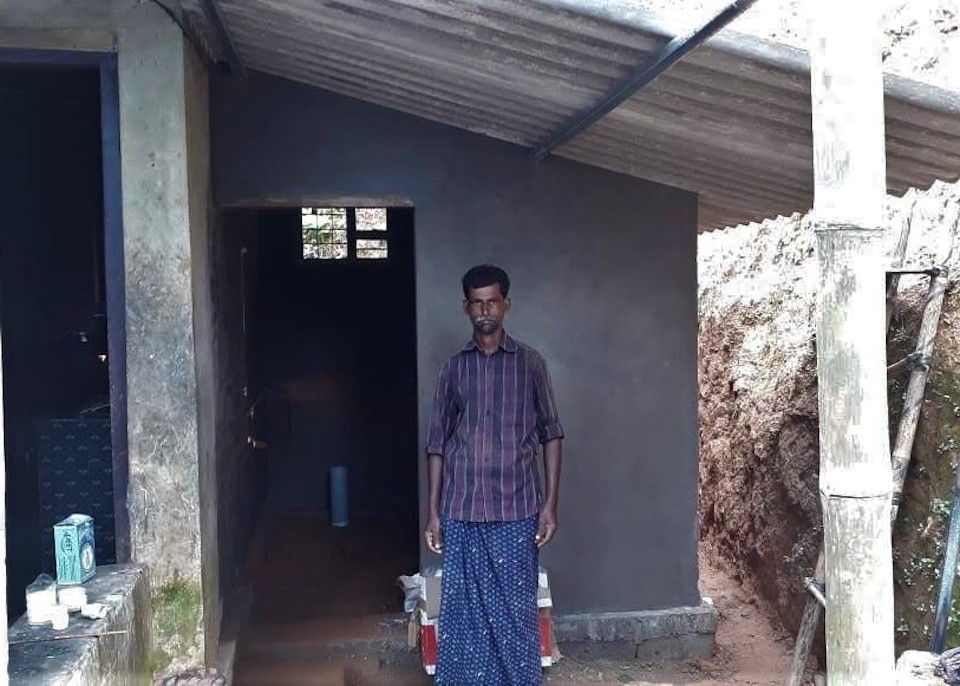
left=698, top=181, right=960, bottom=652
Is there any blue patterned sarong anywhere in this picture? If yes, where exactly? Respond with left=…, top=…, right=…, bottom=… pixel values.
left=435, top=516, right=541, bottom=686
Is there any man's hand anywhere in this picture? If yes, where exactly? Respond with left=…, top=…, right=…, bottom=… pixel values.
left=424, top=514, right=443, bottom=554
left=535, top=506, right=558, bottom=548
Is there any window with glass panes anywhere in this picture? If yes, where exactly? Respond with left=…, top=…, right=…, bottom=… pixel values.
left=301, top=207, right=389, bottom=260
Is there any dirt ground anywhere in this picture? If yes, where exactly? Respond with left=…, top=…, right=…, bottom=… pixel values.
left=541, top=546, right=795, bottom=686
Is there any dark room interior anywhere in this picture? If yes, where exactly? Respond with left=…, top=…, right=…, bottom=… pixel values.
left=239, top=206, right=420, bottom=631
left=0, top=66, right=115, bottom=623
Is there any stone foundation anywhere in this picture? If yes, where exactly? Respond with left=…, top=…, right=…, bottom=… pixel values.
left=553, top=601, right=717, bottom=661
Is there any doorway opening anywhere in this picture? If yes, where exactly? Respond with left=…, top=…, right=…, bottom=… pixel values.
left=0, top=60, right=125, bottom=623
left=237, top=205, right=420, bottom=636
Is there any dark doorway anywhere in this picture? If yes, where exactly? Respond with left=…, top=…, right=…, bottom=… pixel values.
left=0, top=61, right=124, bottom=623
left=241, top=206, right=420, bottom=628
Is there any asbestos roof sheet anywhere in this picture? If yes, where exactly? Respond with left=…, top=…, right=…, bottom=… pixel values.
left=183, top=0, right=960, bottom=231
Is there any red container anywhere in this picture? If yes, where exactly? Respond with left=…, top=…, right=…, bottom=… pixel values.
left=420, top=614, right=554, bottom=674
left=420, top=623, right=438, bottom=675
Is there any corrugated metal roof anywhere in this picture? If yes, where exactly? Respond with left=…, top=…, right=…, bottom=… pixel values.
left=183, top=0, right=960, bottom=231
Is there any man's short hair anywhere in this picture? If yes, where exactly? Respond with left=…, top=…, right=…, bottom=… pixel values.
left=462, top=264, right=510, bottom=298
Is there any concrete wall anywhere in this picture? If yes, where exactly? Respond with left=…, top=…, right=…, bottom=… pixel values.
left=184, top=39, right=220, bottom=665
left=212, top=210, right=264, bottom=603
left=1, top=0, right=217, bottom=673
left=213, top=72, right=700, bottom=614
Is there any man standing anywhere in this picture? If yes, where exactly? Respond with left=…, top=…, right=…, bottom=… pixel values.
left=424, top=264, right=564, bottom=685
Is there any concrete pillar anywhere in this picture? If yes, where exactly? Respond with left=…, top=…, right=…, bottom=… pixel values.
left=116, top=3, right=214, bottom=673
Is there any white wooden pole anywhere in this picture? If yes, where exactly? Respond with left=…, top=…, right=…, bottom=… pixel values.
left=808, top=1, right=895, bottom=683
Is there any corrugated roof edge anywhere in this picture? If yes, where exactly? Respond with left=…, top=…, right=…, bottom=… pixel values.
left=545, top=0, right=960, bottom=115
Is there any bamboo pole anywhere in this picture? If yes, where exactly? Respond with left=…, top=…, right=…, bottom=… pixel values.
left=891, top=269, right=949, bottom=516
left=784, top=232, right=928, bottom=686
left=886, top=204, right=917, bottom=330
left=809, top=0, right=895, bottom=683
left=786, top=551, right=826, bottom=686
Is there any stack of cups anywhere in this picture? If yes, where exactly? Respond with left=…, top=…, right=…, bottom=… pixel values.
left=26, top=574, right=85, bottom=630
left=25, top=574, right=57, bottom=626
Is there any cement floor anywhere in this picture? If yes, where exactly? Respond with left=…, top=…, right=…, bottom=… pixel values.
left=233, top=511, right=422, bottom=684
left=244, top=512, right=419, bottom=623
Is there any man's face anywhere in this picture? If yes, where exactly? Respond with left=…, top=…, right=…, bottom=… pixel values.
left=464, top=284, right=510, bottom=336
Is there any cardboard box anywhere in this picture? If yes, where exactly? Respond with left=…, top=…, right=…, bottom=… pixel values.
left=538, top=569, right=552, bottom=608
left=421, top=575, right=442, bottom=619
left=54, top=514, right=96, bottom=585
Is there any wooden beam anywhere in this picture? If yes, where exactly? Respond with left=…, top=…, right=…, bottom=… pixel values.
left=808, top=0, right=895, bottom=683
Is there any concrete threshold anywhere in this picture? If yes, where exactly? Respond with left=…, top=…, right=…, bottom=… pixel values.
left=234, top=613, right=422, bottom=685
left=239, top=613, right=413, bottom=660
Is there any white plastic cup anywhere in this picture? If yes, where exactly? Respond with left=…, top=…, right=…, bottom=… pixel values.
left=26, top=574, right=57, bottom=625
left=59, top=586, right=87, bottom=613
left=50, top=604, right=69, bottom=630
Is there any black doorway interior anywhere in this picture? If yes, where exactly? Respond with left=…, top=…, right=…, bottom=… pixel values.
left=0, top=64, right=121, bottom=623
left=243, top=206, right=420, bottom=626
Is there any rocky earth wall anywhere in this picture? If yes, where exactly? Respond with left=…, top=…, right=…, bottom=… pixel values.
left=698, top=180, right=960, bottom=651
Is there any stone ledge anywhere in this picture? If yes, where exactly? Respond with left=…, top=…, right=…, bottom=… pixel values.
left=896, top=650, right=947, bottom=685
left=8, top=564, right=152, bottom=685
left=552, top=600, right=717, bottom=661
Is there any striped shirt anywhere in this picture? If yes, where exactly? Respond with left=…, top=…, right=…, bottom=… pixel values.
left=426, top=333, right=564, bottom=522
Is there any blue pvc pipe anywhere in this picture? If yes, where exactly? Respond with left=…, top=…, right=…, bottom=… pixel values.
left=932, top=486, right=960, bottom=653
left=330, top=466, right=349, bottom=528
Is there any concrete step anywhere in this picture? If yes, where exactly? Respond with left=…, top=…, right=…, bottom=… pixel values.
left=234, top=654, right=430, bottom=686
left=234, top=615, right=427, bottom=686
left=238, top=614, right=411, bottom=659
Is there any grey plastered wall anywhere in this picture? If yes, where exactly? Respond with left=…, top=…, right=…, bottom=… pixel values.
left=213, top=72, right=700, bottom=614
left=212, top=210, right=262, bottom=602
left=184, top=40, right=220, bottom=664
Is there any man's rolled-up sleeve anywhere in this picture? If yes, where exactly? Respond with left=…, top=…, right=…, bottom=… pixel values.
left=426, top=360, right=457, bottom=456
left=534, top=355, right=564, bottom=443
